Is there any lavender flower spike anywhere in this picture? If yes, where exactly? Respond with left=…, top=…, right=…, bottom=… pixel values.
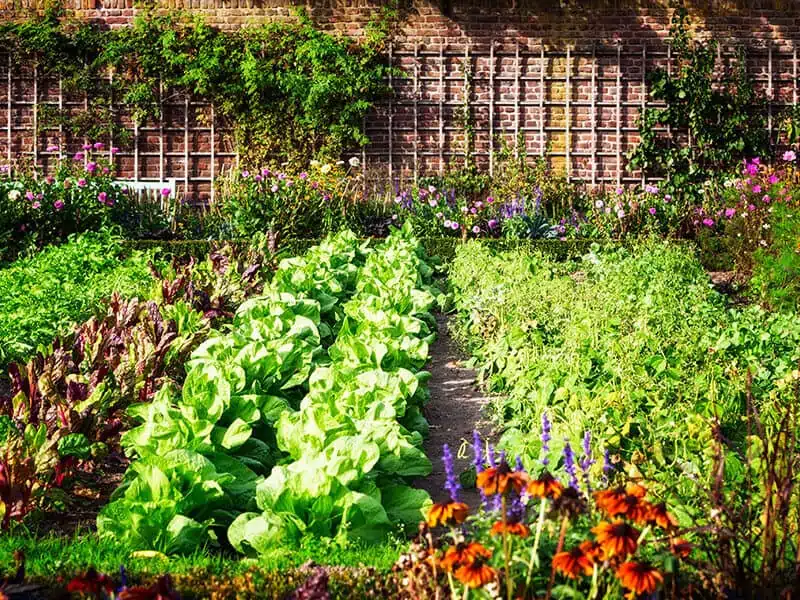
left=442, top=444, right=461, bottom=502
left=563, top=441, right=580, bottom=490
left=472, top=430, right=484, bottom=473
left=540, top=411, right=552, bottom=466
left=580, top=431, right=596, bottom=471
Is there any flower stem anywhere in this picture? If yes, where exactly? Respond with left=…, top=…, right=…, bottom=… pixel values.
left=525, top=498, right=548, bottom=590
left=502, top=495, right=513, bottom=600
left=544, top=515, right=570, bottom=600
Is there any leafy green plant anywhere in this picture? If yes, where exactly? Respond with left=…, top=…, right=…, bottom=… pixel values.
left=629, top=9, right=769, bottom=198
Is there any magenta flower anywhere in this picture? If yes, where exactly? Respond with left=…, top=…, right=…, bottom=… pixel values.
left=615, top=187, right=624, bottom=195
left=262, top=168, right=270, bottom=177
left=77, top=178, right=86, bottom=188
left=488, top=218, right=498, bottom=229
left=93, top=142, right=104, bottom=150
left=241, top=170, right=250, bottom=178
left=450, top=221, right=460, bottom=230
left=783, top=150, right=796, bottom=162
left=25, top=191, right=34, bottom=201
left=254, top=175, right=262, bottom=182
left=472, top=225, right=480, bottom=234
left=648, top=207, right=657, bottom=215
left=73, top=152, right=84, bottom=161
left=270, top=185, right=278, bottom=193
left=748, top=203, right=756, bottom=211
left=86, top=162, right=97, bottom=173
left=54, top=200, right=64, bottom=211
left=702, top=218, right=715, bottom=227
left=32, top=201, right=40, bottom=209
left=161, top=188, right=171, bottom=197
left=299, top=172, right=308, bottom=180
left=486, top=196, right=494, bottom=204
left=724, top=208, right=736, bottom=219
left=45, top=176, right=54, bottom=185
left=769, top=174, right=779, bottom=184
left=46, top=145, right=59, bottom=152
left=110, top=147, right=119, bottom=155
left=664, top=194, right=672, bottom=202
left=98, top=192, right=107, bottom=203
left=762, top=194, right=771, bottom=203
left=82, top=143, right=92, bottom=151
left=752, top=185, right=762, bottom=194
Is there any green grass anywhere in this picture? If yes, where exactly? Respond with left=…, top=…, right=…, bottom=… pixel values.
left=0, top=530, right=405, bottom=580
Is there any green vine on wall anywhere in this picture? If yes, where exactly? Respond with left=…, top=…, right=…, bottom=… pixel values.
left=0, top=4, right=399, bottom=167
left=628, top=8, right=770, bottom=195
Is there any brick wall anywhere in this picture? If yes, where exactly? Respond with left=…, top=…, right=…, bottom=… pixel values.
left=2, top=0, right=800, bottom=200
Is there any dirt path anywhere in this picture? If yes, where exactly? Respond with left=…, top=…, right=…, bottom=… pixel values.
left=416, top=314, right=494, bottom=506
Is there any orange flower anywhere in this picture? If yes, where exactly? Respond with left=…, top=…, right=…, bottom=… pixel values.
left=527, top=471, right=564, bottom=499
left=440, top=542, right=492, bottom=572
left=670, top=538, right=692, bottom=558
left=454, top=559, right=497, bottom=589
left=625, top=483, right=647, bottom=498
left=476, top=462, right=529, bottom=496
left=592, top=520, right=640, bottom=557
left=647, top=502, right=678, bottom=530
left=595, top=484, right=650, bottom=523
left=617, top=561, right=663, bottom=595
left=490, top=520, right=530, bottom=537
left=594, top=486, right=627, bottom=514
left=426, top=501, right=469, bottom=528
left=552, top=545, right=594, bottom=579
left=579, top=539, right=606, bottom=562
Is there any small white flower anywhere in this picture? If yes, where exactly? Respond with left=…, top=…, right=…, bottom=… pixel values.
left=310, top=159, right=321, bottom=167
left=320, top=164, right=332, bottom=174
left=763, top=223, right=770, bottom=229
left=617, top=208, right=626, bottom=218
left=595, top=200, right=604, bottom=209
left=348, top=156, right=360, bottom=168
left=8, top=189, right=20, bottom=201
left=336, top=160, right=345, bottom=166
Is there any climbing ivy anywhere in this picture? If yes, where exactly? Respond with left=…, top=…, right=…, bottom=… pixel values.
left=628, top=8, right=770, bottom=196
left=0, top=4, right=398, bottom=166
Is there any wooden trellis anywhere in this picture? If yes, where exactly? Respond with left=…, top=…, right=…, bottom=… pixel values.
left=2, top=39, right=799, bottom=201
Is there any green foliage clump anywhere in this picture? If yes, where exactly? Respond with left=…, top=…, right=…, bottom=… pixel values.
left=750, top=202, right=800, bottom=311
left=0, top=231, right=156, bottom=366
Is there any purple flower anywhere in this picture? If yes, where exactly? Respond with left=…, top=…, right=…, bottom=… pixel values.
left=783, top=150, right=796, bottom=162
left=644, top=184, right=659, bottom=194
left=442, top=444, right=460, bottom=502
left=46, top=144, right=59, bottom=152
left=161, top=188, right=171, bottom=197
left=486, top=196, right=494, bottom=204
left=580, top=431, right=595, bottom=471
left=86, top=162, right=97, bottom=173
left=724, top=208, right=736, bottom=219
left=488, top=218, right=498, bottom=229
left=487, top=445, right=497, bottom=468
left=262, top=168, right=270, bottom=177
left=31, top=201, right=40, bottom=209
left=648, top=207, right=657, bottom=216
left=73, top=152, right=84, bottom=161
left=98, top=192, right=107, bottom=204
left=472, top=225, right=480, bottom=234
left=702, top=217, right=715, bottom=227
left=664, top=194, right=672, bottom=202
left=25, top=191, right=34, bottom=201
left=110, top=147, right=119, bottom=155
left=472, top=431, right=483, bottom=472
left=241, top=170, right=250, bottom=178
left=82, top=143, right=92, bottom=151
left=540, top=412, right=551, bottom=466
left=93, top=142, right=104, bottom=150
left=769, top=174, right=779, bottom=184
left=299, top=172, right=308, bottom=180
left=254, top=175, right=263, bottom=182
left=563, top=442, right=579, bottom=490
left=53, top=200, right=64, bottom=211
left=752, top=185, right=762, bottom=194
left=77, top=178, right=86, bottom=188
left=615, top=187, right=624, bottom=195
left=450, top=221, right=460, bottom=230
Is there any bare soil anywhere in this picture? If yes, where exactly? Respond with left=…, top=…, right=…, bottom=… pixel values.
left=415, top=314, right=495, bottom=507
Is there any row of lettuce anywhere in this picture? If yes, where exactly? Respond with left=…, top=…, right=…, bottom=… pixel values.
left=94, top=225, right=438, bottom=554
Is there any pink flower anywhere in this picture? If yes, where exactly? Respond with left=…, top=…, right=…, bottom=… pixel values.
left=25, top=191, right=34, bottom=201
left=648, top=207, right=657, bottom=215
left=616, top=187, right=624, bottom=195
left=762, top=194, right=771, bottom=203
left=769, top=174, right=779, bottom=184
left=86, top=162, right=97, bottom=173
left=663, top=194, right=672, bottom=202
left=110, top=147, right=119, bottom=155
left=254, top=175, right=263, bottom=182
left=241, top=170, right=250, bottom=178
left=486, top=196, right=494, bottom=204
left=93, top=142, right=104, bottom=150
left=644, top=184, right=659, bottom=194
left=102, top=167, right=110, bottom=175
left=748, top=204, right=756, bottom=211
left=451, top=221, right=460, bottom=230
left=472, top=225, right=480, bottom=234
left=271, top=185, right=278, bottom=193
left=82, top=143, right=92, bottom=151
left=77, top=178, right=86, bottom=187
left=724, top=208, right=736, bottom=219
left=98, top=192, right=107, bottom=203
left=73, top=152, right=84, bottom=161
left=783, top=150, right=796, bottom=162
left=262, top=168, right=270, bottom=177
left=702, top=218, right=715, bottom=227
left=752, top=185, right=762, bottom=194
left=470, top=207, right=477, bottom=214
left=32, top=201, right=40, bottom=209
left=46, top=145, right=59, bottom=152
left=488, top=218, right=498, bottom=229
left=299, top=172, right=308, bottom=180
left=161, top=188, right=171, bottom=197
left=45, top=176, right=54, bottom=185
left=54, top=200, right=64, bottom=211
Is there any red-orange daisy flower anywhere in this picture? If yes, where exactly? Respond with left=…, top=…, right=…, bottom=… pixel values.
left=670, top=538, right=692, bottom=558
left=439, top=542, right=492, bottom=572
left=552, top=545, right=594, bottom=579
left=476, top=461, right=529, bottom=496
left=595, top=484, right=651, bottom=523
left=616, top=561, right=663, bottom=595
left=647, top=502, right=678, bottom=530
left=490, top=520, right=531, bottom=537
left=527, top=471, right=564, bottom=499
left=592, top=520, right=640, bottom=557
left=579, top=539, right=606, bottom=562
left=594, top=486, right=627, bottom=514
left=455, top=555, right=497, bottom=589
left=426, top=501, right=469, bottom=528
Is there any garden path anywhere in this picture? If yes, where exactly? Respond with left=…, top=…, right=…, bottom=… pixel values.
left=415, top=314, right=494, bottom=507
